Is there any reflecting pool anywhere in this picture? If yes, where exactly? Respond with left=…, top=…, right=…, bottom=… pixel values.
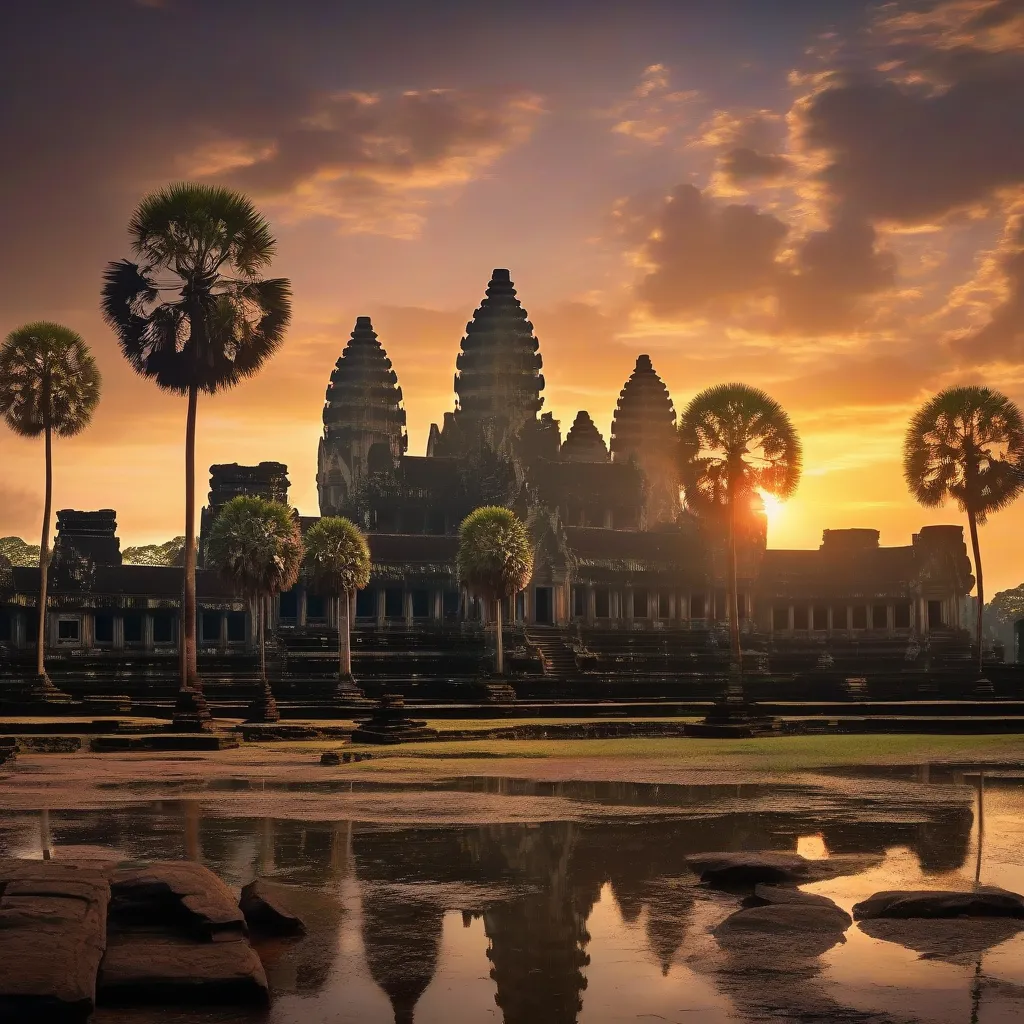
left=2, top=766, right=1024, bottom=1022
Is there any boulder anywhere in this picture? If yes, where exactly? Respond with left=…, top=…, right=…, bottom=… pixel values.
left=853, top=887, right=1024, bottom=921
left=240, top=879, right=306, bottom=936
left=98, top=933, right=268, bottom=1006
left=0, top=862, right=110, bottom=1021
left=715, top=888, right=851, bottom=961
left=109, top=861, right=247, bottom=940
left=686, top=852, right=811, bottom=887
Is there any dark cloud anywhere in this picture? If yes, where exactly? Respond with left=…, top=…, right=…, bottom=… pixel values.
left=795, top=0, right=1024, bottom=225
left=193, top=89, right=544, bottom=235
left=719, top=146, right=791, bottom=183
left=631, top=185, right=894, bottom=332
left=636, top=184, right=788, bottom=317
left=957, top=212, right=1024, bottom=361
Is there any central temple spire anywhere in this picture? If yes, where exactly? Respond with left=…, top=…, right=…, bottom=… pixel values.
left=452, top=269, right=544, bottom=430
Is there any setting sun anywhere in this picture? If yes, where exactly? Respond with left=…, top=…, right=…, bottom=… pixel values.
left=758, top=489, right=785, bottom=529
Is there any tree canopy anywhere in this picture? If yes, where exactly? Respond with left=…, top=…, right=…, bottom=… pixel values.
left=0, top=322, right=101, bottom=438
left=457, top=506, right=534, bottom=601
left=122, top=537, right=186, bottom=567
left=304, top=517, right=371, bottom=595
left=205, top=496, right=303, bottom=600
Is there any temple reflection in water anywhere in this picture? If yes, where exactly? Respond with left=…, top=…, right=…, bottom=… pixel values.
left=0, top=773, right=987, bottom=1022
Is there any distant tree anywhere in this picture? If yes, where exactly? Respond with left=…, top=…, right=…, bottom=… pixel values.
left=102, top=182, right=291, bottom=721
left=122, top=536, right=186, bottom=567
left=304, top=517, right=372, bottom=691
left=904, top=386, right=1024, bottom=674
left=0, top=323, right=101, bottom=694
left=206, top=496, right=302, bottom=722
left=0, top=537, right=41, bottom=567
left=457, top=507, right=534, bottom=675
left=680, top=383, right=801, bottom=695
left=985, top=584, right=1024, bottom=658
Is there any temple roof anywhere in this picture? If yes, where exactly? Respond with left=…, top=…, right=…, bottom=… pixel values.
left=609, top=355, right=677, bottom=463
left=529, top=459, right=643, bottom=505
left=453, top=269, right=544, bottom=424
left=564, top=526, right=702, bottom=575
left=323, top=316, right=407, bottom=456
left=9, top=565, right=240, bottom=601
left=561, top=411, right=608, bottom=463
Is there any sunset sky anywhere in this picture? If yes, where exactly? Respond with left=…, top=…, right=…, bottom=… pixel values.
left=3, top=0, right=1024, bottom=590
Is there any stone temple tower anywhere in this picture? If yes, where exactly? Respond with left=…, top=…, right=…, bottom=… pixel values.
left=610, top=354, right=680, bottom=523
left=560, top=411, right=609, bottom=463
left=317, top=316, right=407, bottom=515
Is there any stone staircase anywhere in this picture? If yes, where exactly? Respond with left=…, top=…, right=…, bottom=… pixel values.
left=526, top=628, right=578, bottom=678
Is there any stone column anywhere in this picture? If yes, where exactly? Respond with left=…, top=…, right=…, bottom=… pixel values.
left=114, top=614, right=125, bottom=650
left=603, top=509, right=613, bottom=529
left=887, top=603, right=895, bottom=636
left=218, top=613, right=228, bottom=651
left=586, top=584, right=596, bottom=624
left=432, top=590, right=443, bottom=621
left=403, top=590, right=413, bottom=627
left=624, top=587, right=634, bottom=622
left=143, top=613, right=154, bottom=651
left=375, top=589, right=385, bottom=628
left=298, top=587, right=308, bottom=627
left=787, top=605, right=795, bottom=633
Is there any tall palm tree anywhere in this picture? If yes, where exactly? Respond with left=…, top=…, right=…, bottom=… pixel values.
left=304, top=516, right=371, bottom=697
left=457, top=506, right=534, bottom=675
left=206, top=496, right=303, bottom=722
left=0, top=323, right=101, bottom=697
left=102, top=183, right=291, bottom=723
left=904, top=386, right=1024, bottom=674
left=680, top=383, right=801, bottom=698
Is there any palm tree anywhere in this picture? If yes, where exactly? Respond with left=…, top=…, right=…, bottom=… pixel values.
left=904, top=386, right=1024, bottom=674
left=679, top=383, right=801, bottom=697
left=0, top=323, right=101, bottom=698
left=205, top=496, right=303, bottom=722
left=102, top=183, right=291, bottom=724
left=457, top=507, right=534, bottom=675
left=304, top=517, right=372, bottom=696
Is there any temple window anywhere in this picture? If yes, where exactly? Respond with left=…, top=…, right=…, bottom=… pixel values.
left=279, top=589, right=299, bottom=620
left=57, top=617, right=81, bottom=644
left=852, top=606, right=868, bottom=630
left=690, top=593, right=705, bottom=618
left=25, top=613, right=38, bottom=644
left=307, top=595, right=327, bottom=620
left=123, top=613, right=143, bottom=644
left=426, top=509, right=446, bottom=535
left=227, top=612, right=246, bottom=642
left=737, top=594, right=748, bottom=619
left=153, top=612, right=176, bottom=645
left=595, top=588, right=610, bottom=618
left=831, top=605, right=848, bottom=630
left=94, top=613, right=115, bottom=644
left=0, top=610, right=10, bottom=643
left=572, top=587, right=585, bottom=617
left=928, top=600, right=944, bottom=629
left=633, top=589, right=649, bottom=618
left=443, top=589, right=460, bottom=618
left=872, top=604, right=888, bottom=629
left=658, top=592, right=670, bottom=618
left=794, top=605, right=809, bottom=630
left=411, top=590, right=430, bottom=618
left=713, top=591, right=727, bottom=620
left=772, top=606, right=788, bottom=631
left=355, top=588, right=376, bottom=619
left=201, top=612, right=221, bottom=643
left=384, top=588, right=403, bottom=619
left=812, top=605, right=828, bottom=630
left=894, top=603, right=912, bottom=629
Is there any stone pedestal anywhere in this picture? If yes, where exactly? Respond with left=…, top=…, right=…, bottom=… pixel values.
left=351, top=694, right=438, bottom=744
left=5, top=673, right=74, bottom=708
left=171, top=686, right=212, bottom=731
left=246, top=680, right=280, bottom=724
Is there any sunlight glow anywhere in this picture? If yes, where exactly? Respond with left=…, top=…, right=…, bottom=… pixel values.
left=757, top=488, right=785, bottom=528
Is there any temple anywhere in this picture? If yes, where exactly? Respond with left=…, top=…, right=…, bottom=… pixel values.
left=0, top=268, right=1007, bottom=710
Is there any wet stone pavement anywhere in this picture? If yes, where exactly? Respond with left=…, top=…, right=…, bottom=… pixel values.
left=1, top=766, right=1024, bottom=1023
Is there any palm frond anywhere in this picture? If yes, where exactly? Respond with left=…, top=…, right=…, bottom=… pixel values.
left=679, top=382, right=802, bottom=514
left=0, top=322, right=101, bottom=438
left=903, top=385, right=1024, bottom=519
left=305, top=516, right=371, bottom=595
left=206, top=496, right=303, bottom=600
left=457, top=506, right=534, bottom=601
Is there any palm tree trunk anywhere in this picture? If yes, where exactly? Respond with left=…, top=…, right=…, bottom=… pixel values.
left=968, top=507, right=985, bottom=675
left=726, top=480, right=743, bottom=702
left=339, top=591, right=352, bottom=679
left=495, top=596, right=504, bottom=676
left=35, top=420, right=52, bottom=681
left=259, top=595, right=266, bottom=683
left=182, top=383, right=199, bottom=691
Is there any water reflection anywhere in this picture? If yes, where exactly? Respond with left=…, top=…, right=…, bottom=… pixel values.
left=2, top=769, right=1024, bottom=1022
